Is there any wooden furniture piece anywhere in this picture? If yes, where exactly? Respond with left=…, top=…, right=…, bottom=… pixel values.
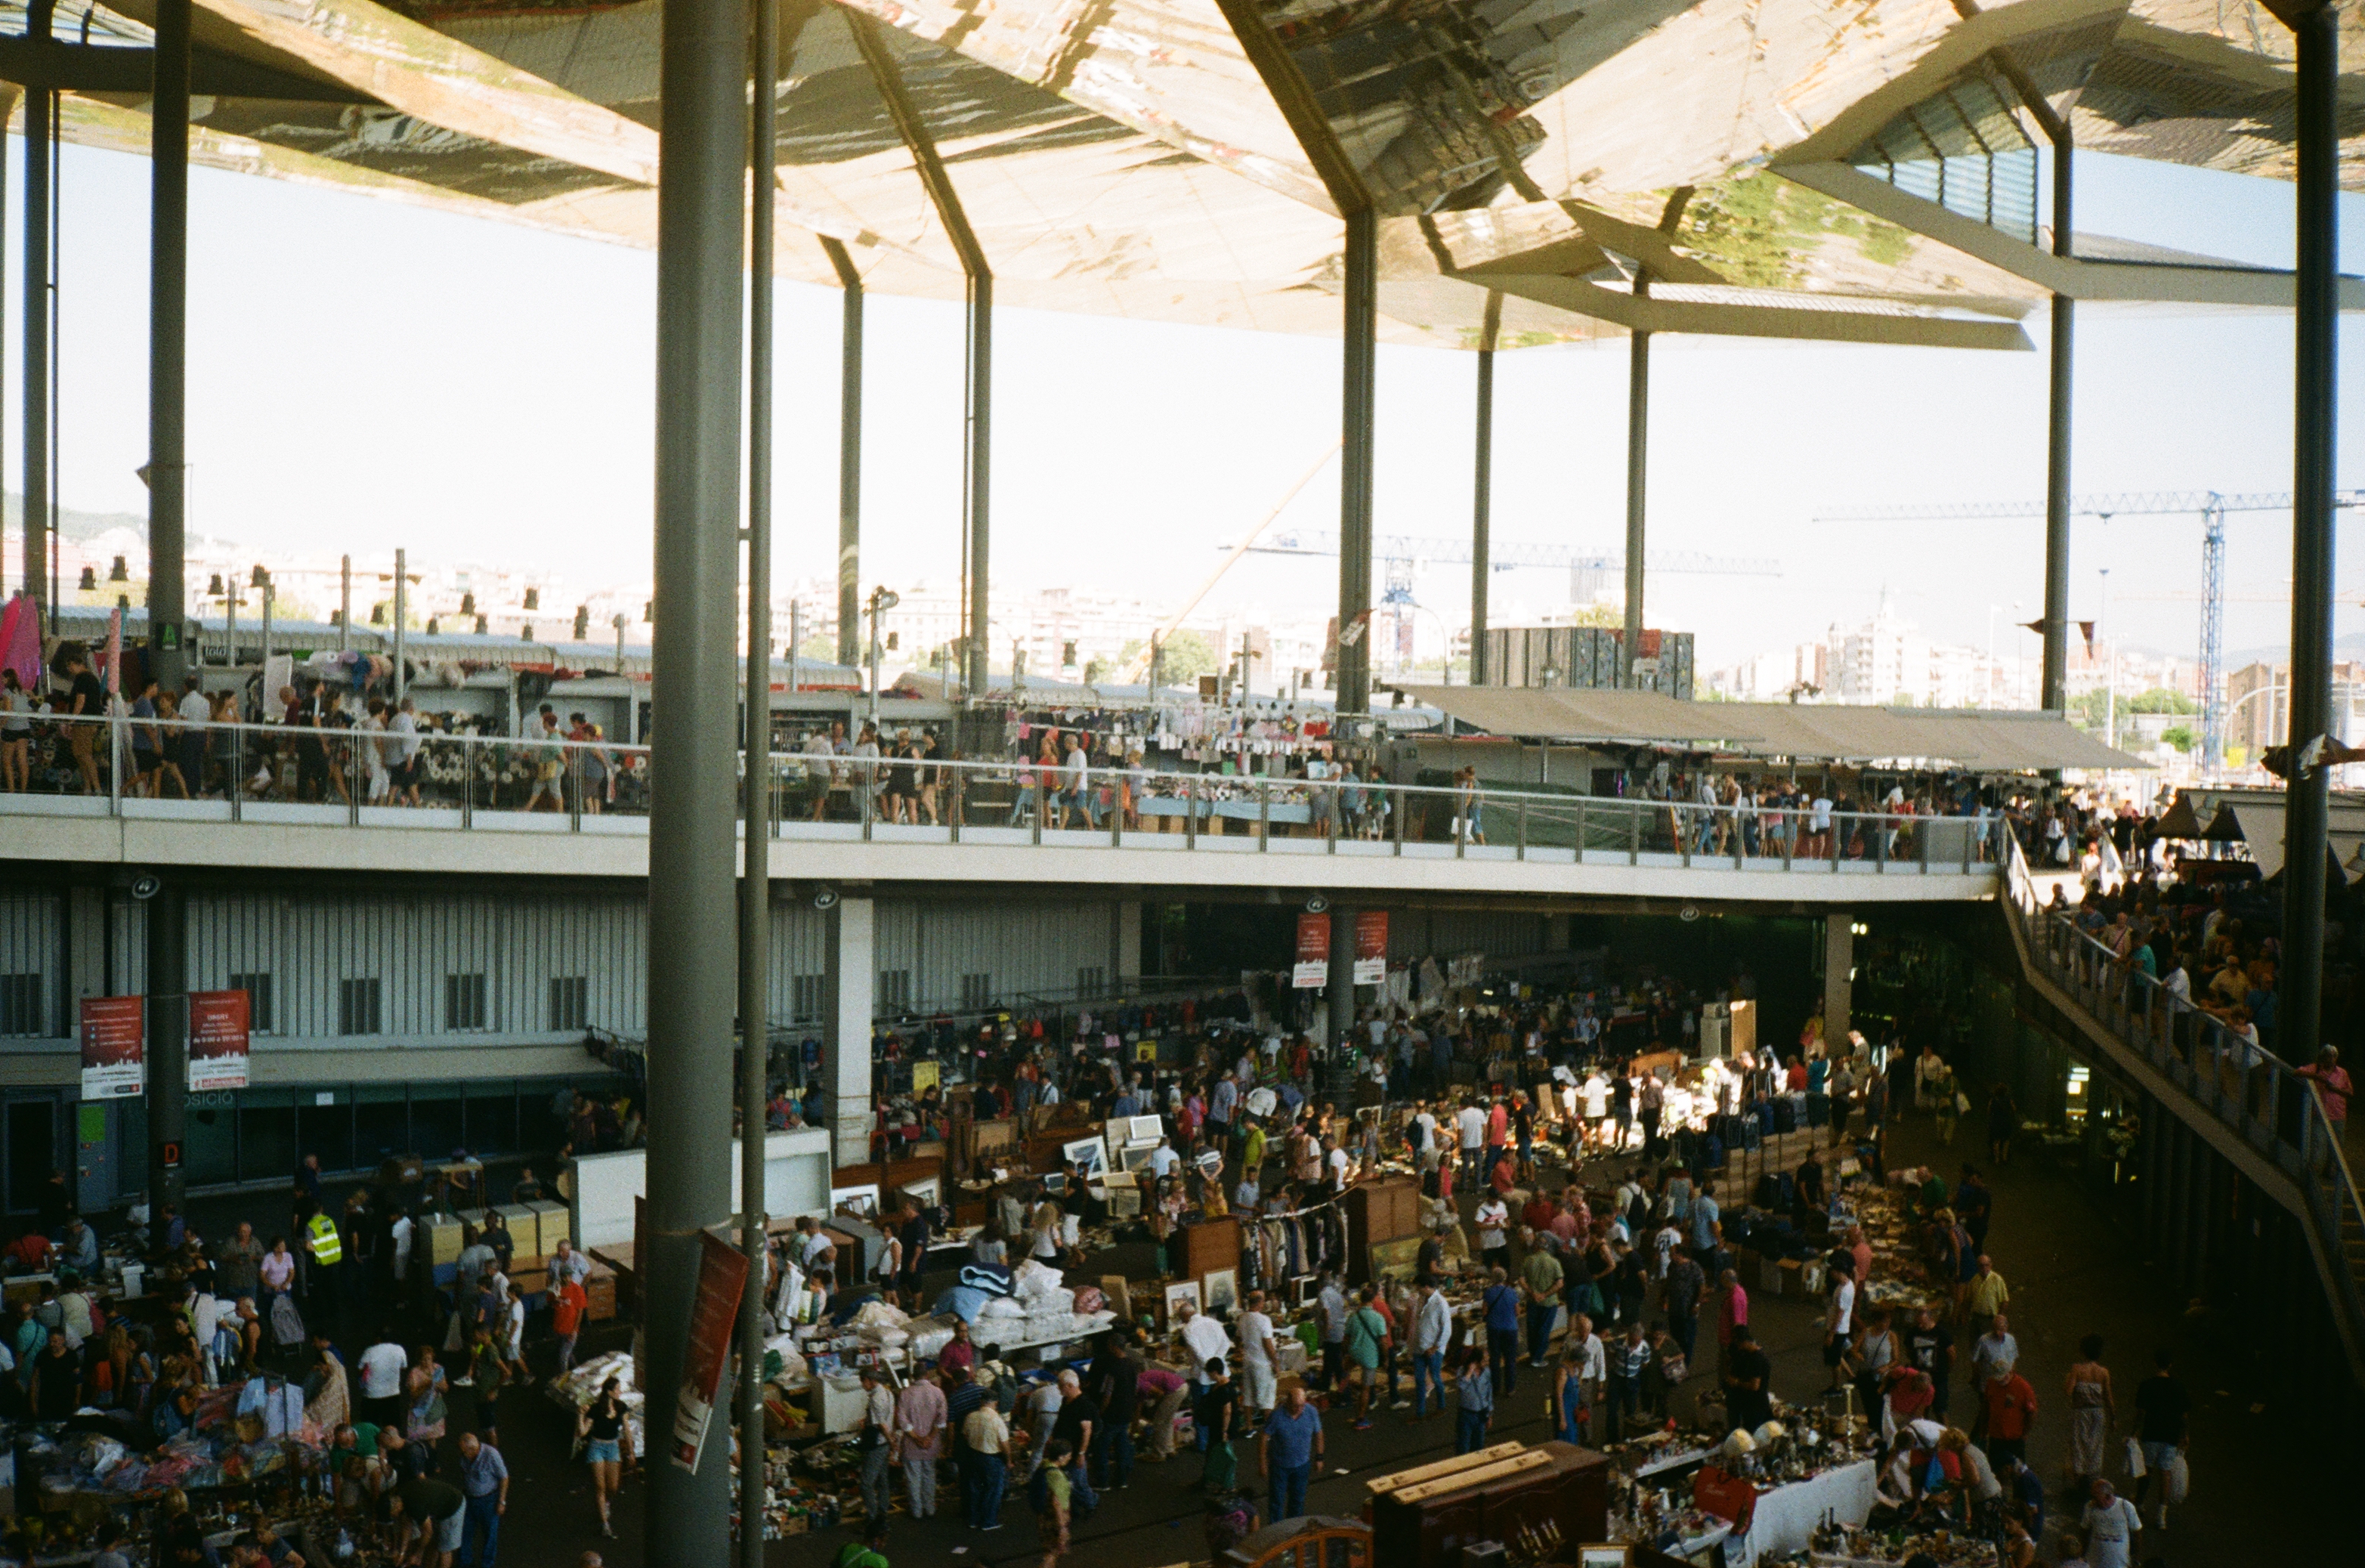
left=1367, top=1441, right=1610, bottom=1568
left=1219, top=1517, right=1371, bottom=1568
left=1173, top=1214, right=1241, bottom=1281
left=1341, top=1175, right=1421, bottom=1281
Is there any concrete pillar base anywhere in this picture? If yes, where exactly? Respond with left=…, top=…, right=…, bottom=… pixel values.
left=826, top=895, right=875, bottom=1166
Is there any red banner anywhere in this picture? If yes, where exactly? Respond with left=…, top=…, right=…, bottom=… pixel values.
left=1353, top=911, right=1389, bottom=985
left=79, top=997, right=145, bottom=1099
left=187, top=991, right=252, bottom=1091
left=1292, top=913, right=1330, bottom=989
left=670, top=1229, right=753, bottom=1472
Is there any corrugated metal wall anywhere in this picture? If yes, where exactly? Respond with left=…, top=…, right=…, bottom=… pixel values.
left=1386, top=908, right=1546, bottom=963
left=0, top=892, right=63, bottom=1038
left=4, top=886, right=1138, bottom=1049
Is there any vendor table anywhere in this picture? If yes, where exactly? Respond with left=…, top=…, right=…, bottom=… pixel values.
left=1721, top=1459, right=1878, bottom=1568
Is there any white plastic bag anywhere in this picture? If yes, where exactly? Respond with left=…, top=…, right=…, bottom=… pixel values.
left=2123, top=1437, right=2147, bottom=1478
left=2163, top=1450, right=2189, bottom=1503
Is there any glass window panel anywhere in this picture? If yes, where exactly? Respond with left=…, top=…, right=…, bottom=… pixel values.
left=187, top=1090, right=238, bottom=1188
left=411, top=1084, right=465, bottom=1163
left=465, top=1083, right=518, bottom=1157
left=355, top=1084, right=410, bottom=1169
left=240, top=1089, right=297, bottom=1186
left=300, top=1090, right=356, bottom=1175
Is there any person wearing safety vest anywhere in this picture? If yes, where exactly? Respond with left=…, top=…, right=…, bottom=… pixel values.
left=302, top=1206, right=343, bottom=1317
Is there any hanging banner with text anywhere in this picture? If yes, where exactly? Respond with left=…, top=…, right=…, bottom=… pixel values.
left=1353, top=911, right=1390, bottom=985
left=669, top=1228, right=753, bottom=1472
left=1291, top=913, right=1331, bottom=988
left=187, top=991, right=252, bottom=1092
left=79, top=997, right=146, bottom=1099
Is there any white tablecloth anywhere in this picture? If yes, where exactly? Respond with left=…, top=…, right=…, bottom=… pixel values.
left=1724, top=1459, right=1878, bottom=1568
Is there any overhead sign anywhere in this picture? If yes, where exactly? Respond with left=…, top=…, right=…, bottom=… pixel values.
left=187, top=991, right=252, bottom=1091
left=1292, top=912, right=1330, bottom=989
left=1353, top=911, right=1389, bottom=985
left=79, top=997, right=145, bottom=1099
left=669, top=1229, right=753, bottom=1473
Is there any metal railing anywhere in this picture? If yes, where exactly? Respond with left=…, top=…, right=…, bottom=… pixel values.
left=2002, top=836, right=2365, bottom=1369
left=3, top=710, right=2007, bottom=877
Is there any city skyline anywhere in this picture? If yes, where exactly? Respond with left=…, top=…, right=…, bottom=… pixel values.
left=7, top=140, right=2360, bottom=682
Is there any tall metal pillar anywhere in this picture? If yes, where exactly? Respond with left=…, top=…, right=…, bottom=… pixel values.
left=737, top=6, right=777, bottom=1563
left=144, top=879, right=187, bottom=1213
left=1337, top=207, right=1377, bottom=716
left=2280, top=0, right=2338, bottom=1066
left=847, top=14, right=988, bottom=696
left=22, top=0, right=55, bottom=628
left=646, top=0, right=747, bottom=1551
left=148, top=0, right=192, bottom=691
left=1620, top=277, right=1650, bottom=687
left=1470, top=292, right=1499, bottom=686
left=1326, top=905, right=1356, bottom=1050
left=822, top=238, right=864, bottom=670
left=2040, top=143, right=2074, bottom=713
left=963, top=275, right=993, bottom=694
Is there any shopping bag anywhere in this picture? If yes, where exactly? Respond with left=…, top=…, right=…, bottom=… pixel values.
left=2163, top=1451, right=2188, bottom=1503
left=2123, top=1436, right=2147, bottom=1478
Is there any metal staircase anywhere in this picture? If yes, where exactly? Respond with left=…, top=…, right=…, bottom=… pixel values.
left=1999, top=837, right=2365, bottom=1387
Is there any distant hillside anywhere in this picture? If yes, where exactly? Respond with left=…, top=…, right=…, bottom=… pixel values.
left=4, top=493, right=149, bottom=544
left=2223, top=630, right=2365, bottom=666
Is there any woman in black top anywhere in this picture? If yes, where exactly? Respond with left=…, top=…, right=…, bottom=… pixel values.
left=578, top=1375, right=634, bottom=1537
left=889, top=742, right=920, bottom=824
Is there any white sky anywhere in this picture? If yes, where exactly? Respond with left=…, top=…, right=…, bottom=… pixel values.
left=11, top=138, right=2361, bottom=673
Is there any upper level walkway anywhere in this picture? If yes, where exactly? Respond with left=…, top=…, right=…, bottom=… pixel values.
left=5, top=713, right=2005, bottom=903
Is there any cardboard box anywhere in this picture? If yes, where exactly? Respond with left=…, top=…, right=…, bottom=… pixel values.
left=1758, top=1254, right=1787, bottom=1295
left=525, top=1199, right=570, bottom=1255
left=425, top=1213, right=466, bottom=1266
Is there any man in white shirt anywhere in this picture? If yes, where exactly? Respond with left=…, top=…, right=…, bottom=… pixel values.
left=1474, top=1197, right=1510, bottom=1269
left=2079, top=1477, right=2143, bottom=1568
left=389, top=698, right=424, bottom=805
left=1060, top=740, right=1094, bottom=829
left=1235, top=1289, right=1281, bottom=1419
left=1145, top=1137, right=1182, bottom=1180
left=1572, top=1313, right=1607, bottom=1410
left=389, top=1212, right=414, bottom=1284
left=1456, top=1100, right=1487, bottom=1157
left=359, top=1335, right=410, bottom=1429
left=1177, top=1299, right=1233, bottom=1437
left=1412, top=1105, right=1439, bottom=1170
left=1810, top=793, right=1835, bottom=855
left=1408, top=1280, right=1455, bottom=1419
left=1581, top=1072, right=1610, bottom=1150
left=1822, top=1259, right=1857, bottom=1390
left=1325, top=1138, right=1352, bottom=1193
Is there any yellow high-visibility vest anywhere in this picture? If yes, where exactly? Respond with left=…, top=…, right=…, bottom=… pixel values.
left=305, top=1211, right=343, bottom=1265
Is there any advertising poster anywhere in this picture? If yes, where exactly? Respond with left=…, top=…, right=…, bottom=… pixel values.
left=669, top=1229, right=753, bottom=1472
left=187, top=990, right=252, bottom=1091
left=1292, top=912, right=1331, bottom=988
left=79, top=997, right=145, bottom=1099
left=1353, top=911, right=1389, bottom=985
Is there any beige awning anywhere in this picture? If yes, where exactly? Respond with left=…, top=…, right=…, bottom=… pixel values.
left=1385, top=686, right=2147, bottom=771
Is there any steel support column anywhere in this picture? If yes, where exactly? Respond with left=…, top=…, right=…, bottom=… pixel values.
left=737, top=5, right=777, bottom=1563
left=1621, top=278, right=1650, bottom=687
left=849, top=14, right=989, bottom=695
left=1337, top=207, right=1377, bottom=716
left=2040, top=147, right=2073, bottom=713
left=646, top=0, right=747, bottom=1551
left=22, top=0, right=55, bottom=628
left=823, top=237, right=864, bottom=671
left=1470, top=292, right=1499, bottom=686
left=1326, top=905, right=1356, bottom=1049
left=144, top=878, right=186, bottom=1214
left=2280, top=0, right=2338, bottom=1065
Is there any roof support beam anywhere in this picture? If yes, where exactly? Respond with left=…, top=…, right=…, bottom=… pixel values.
left=822, top=237, right=865, bottom=671
left=845, top=10, right=993, bottom=695
left=1775, top=160, right=2365, bottom=309
left=0, top=36, right=375, bottom=102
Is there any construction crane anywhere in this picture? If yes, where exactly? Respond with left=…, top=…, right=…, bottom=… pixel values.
left=1229, top=527, right=1782, bottom=672
left=1815, top=490, right=2365, bottom=767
